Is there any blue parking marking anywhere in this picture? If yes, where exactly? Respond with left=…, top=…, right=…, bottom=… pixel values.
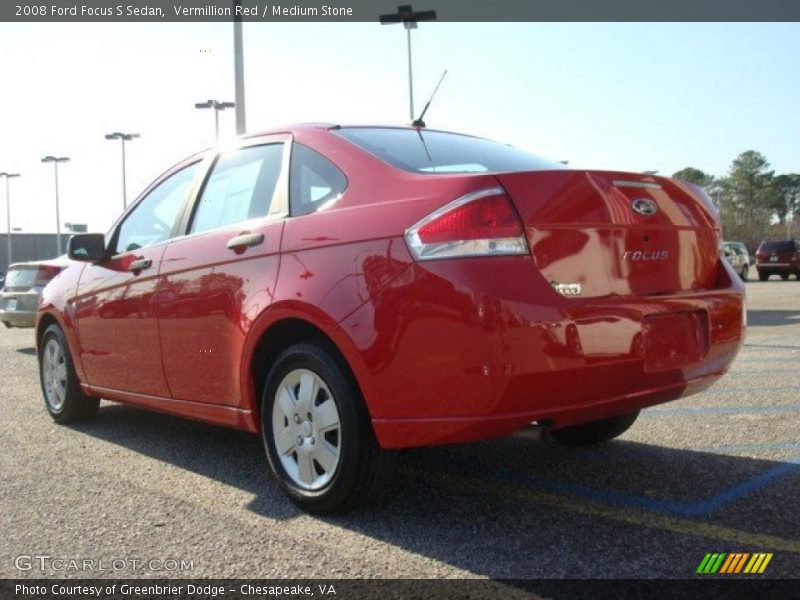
left=702, top=385, right=800, bottom=394
left=734, top=356, right=800, bottom=364
left=642, top=403, right=800, bottom=416
left=683, top=454, right=800, bottom=516
left=443, top=443, right=800, bottom=518
left=692, top=442, right=800, bottom=453
left=728, top=368, right=800, bottom=373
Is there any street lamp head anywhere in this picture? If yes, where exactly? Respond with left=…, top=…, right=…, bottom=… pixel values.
left=380, top=5, right=437, bottom=27
left=106, top=132, right=139, bottom=141
left=217, top=101, right=235, bottom=110
left=41, top=156, right=69, bottom=163
left=195, top=100, right=214, bottom=109
left=0, top=172, right=21, bottom=178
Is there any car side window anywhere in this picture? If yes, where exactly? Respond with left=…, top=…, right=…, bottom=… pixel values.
left=115, top=163, right=200, bottom=254
left=189, top=144, right=284, bottom=234
left=289, top=143, right=347, bottom=217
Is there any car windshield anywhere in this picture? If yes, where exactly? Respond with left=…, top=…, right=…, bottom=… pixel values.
left=760, top=241, right=795, bottom=253
left=334, top=127, right=566, bottom=174
left=5, top=267, right=37, bottom=288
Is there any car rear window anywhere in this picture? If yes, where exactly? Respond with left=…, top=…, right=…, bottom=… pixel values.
left=333, top=127, right=565, bottom=174
left=5, top=267, right=37, bottom=288
left=760, top=240, right=796, bottom=253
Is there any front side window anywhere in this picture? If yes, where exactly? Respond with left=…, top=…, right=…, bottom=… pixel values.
left=333, top=127, right=566, bottom=174
left=289, top=143, right=347, bottom=216
left=190, top=144, right=284, bottom=234
left=115, top=163, right=200, bottom=254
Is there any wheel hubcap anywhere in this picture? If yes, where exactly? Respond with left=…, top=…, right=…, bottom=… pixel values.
left=42, top=339, right=67, bottom=412
left=271, top=368, right=341, bottom=490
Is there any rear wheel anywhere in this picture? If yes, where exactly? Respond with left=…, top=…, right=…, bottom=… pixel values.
left=261, top=342, right=395, bottom=513
left=740, top=266, right=748, bottom=281
left=781, top=272, right=790, bottom=281
left=38, top=324, right=99, bottom=423
left=550, top=411, right=639, bottom=446
left=758, top=271, right=769, bottom=281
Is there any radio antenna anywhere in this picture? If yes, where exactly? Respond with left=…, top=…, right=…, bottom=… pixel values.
left=411, top=70, right=447, bottom=128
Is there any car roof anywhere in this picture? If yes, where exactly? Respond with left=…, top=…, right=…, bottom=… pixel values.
left=242, top=122, right=486, bottom=140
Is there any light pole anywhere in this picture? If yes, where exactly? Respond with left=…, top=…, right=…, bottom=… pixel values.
left=0, top=172, right=20, bottom=267
left=105, top=132, right=139, bottom=211
left=195, top=99, right=235, bottom=142
left=233, top=0, right=247, bottom=135
left=41, top=156, right=69, bottom=255
left=380, top=4, right=437, bottom=122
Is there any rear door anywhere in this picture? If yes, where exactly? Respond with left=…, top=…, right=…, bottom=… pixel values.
left=76, top=160, right=204, bottom=396
left=157, top=136, right=289, bottom=406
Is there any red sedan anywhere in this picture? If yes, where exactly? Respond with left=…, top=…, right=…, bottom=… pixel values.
left=37, top=125, right=744, bottom=513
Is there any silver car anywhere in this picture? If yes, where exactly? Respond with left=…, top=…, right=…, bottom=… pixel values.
left=722, top=241, right=750, bottom=281
left=0, top=258, right=69, bottom=328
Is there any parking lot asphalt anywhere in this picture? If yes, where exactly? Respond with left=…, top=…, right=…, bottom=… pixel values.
left=0, top=278, right=798, bottom=580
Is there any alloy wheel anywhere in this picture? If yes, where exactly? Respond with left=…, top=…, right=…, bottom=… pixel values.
left=42, top=338, right=67, bottom=412
left=271, top=368, right=342, bottom=490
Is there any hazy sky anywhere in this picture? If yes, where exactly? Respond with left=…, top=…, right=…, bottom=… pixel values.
left=0, top=22, right=798, bottom=233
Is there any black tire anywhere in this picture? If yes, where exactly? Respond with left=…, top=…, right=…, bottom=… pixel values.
left=758, top=271, right=769, bottom=281
left=550, top=411, right=640, bottom=447
left=38, top=324, right=99, bottom=424
left=740, top=266, right=748, bottom=281
left=261, top=341, right=395, bottom=514
left=781, top=272, right=790, bottom=281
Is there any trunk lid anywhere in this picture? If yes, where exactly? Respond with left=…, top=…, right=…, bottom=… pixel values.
left=495, top=170, right=721, bottom=298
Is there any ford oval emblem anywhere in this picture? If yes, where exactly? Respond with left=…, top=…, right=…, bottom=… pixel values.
left=631, top=198, right=658, bottom=216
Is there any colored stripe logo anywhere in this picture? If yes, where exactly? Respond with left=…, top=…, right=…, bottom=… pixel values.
left=696, top=552, right=773, bottom=574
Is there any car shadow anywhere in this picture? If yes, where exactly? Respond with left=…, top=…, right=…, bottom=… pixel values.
left=15, top=346, right=36, bottom=356
left=70, top=403, right=800, bottom=578
left=746, top=309, right=800, bottom=327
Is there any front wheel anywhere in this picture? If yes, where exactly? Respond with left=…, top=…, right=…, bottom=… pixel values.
left=758, top=271, right=769, bottom=281
left=261, top=342, right=395, bottom=513
left=38, top=324, right=100, bottom=423
left=781, top=272, right=790, bottom=281
left=550, top=411, right=640, bottom=446
left=740, top=266, right=748, bottom=281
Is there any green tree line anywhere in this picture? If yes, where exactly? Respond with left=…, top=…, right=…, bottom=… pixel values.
left=673, top=152, right=800, bottom=253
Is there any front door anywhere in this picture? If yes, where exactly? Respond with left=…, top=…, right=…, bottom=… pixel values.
left=157, top=137, right=289, bottom=406
left=76, top=161, right=203, bottom=396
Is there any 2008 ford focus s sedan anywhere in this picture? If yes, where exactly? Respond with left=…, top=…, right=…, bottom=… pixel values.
left=37, top=124, right=745, bottom=513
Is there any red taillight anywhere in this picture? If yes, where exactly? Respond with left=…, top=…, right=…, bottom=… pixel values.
left=416, top=193, right=524, bottom=244
left=35, top=265, right=62, bottom=287
left=405, top=187, right=528, bottom=261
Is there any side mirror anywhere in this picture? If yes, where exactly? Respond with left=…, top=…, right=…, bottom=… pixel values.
left=68, top=233, right=107, bottom=262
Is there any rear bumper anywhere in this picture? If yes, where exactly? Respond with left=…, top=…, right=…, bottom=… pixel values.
left=372, top=368, right=726, bottom=448
left=341, top=250, right=745, bottom=449
left=0, top=309, right=36, bottom=328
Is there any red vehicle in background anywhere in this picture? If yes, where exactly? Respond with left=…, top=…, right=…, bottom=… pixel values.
left=36, top=125, right=745, bottom=513
left=755, top=239, right=800, bottom=280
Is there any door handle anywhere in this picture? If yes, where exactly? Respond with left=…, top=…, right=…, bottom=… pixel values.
left=227, top=232, right=264, bottom=251
left=128, top=258, right=152, bottom=273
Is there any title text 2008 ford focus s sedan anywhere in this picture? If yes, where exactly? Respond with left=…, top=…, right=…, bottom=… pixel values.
left=37, top=125, right=744, bottom=513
